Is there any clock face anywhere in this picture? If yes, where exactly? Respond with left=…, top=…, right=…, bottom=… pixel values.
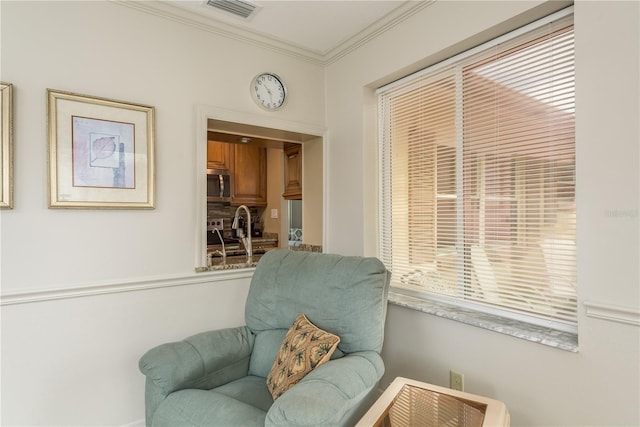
left=251, top=73, right=286, bottom=110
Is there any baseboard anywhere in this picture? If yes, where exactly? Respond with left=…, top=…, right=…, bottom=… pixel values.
left=120, top=419, right=145, bottom=427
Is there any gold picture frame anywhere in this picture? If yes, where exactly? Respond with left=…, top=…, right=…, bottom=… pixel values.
left=0, top=82, right=14, bottom=209
left=48, top=89, right=155, bottom=209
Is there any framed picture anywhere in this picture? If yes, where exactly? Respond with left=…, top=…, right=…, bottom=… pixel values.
left=0, top=82, right=13, bottom=209
left=48, top=89, right=155, bottom=209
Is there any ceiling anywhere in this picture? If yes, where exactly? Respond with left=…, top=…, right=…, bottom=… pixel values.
left=117, top=0, right=431, bottom=63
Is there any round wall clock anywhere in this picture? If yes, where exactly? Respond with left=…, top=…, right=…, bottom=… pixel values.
left=251, top=72, right=286, bottom=111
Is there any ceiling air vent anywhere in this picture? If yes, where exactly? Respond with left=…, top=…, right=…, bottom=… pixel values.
left=206, top=0, right=258, bottom=19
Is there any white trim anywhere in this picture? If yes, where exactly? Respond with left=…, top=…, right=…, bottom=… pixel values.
left=112, top=0, right=323, bottom=64
left=584, top=301, right=640, bottom=327
left=111, top=0, right=430, bottom=66
left=197, top=104, right=327, bottom=139
left=324, top=1, right=435, bottom=65
left=195, top=104, right=327, bottom=268
left=0, top=269, right=253, bottom=306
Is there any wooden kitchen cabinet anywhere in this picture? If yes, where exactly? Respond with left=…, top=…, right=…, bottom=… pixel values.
left=207, top=139, right=231, bottom=170
left=282, top=143, right=302, bottom=200
left=231, top=144, right=267, bottom=206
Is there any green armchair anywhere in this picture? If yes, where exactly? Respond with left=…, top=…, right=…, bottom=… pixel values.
left=139, top=250, right=390, bottom=426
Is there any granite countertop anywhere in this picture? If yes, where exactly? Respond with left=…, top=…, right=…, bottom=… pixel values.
left=197, top=236, right=323, bottom=273
left=195, top=261, right=259, bottom=273
left=199, top=250, right=268, bottom=272
left=251, top=236, right=278, bottom=245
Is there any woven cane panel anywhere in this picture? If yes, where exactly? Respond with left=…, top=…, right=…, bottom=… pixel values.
left=382, top=385, right=486, bottom=427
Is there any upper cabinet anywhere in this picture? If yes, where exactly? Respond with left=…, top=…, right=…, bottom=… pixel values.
left=207, top=139, right=231, bottom=170
left=231, top=144, right=267, bottom=206
left=282, top=143, right=302, bottom=200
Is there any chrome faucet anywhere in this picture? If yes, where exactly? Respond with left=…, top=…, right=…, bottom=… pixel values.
left=232, top=205, right=252, bottom=264
left=210, top=227, right=226, bottom=266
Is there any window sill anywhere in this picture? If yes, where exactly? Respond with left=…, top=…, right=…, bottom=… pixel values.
left=388, top=291, right=578, bottom=352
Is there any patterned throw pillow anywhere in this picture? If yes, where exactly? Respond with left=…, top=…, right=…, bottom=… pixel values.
left=266, top=313, right=340, bottom=400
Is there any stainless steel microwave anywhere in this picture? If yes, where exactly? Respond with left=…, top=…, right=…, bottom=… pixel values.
left=207, top=169, right=232, bottom=202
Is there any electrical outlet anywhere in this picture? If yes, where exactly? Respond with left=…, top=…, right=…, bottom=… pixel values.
left=270, top=208, right=278, bottom=219
left=450, top=370, right=464, bottom=391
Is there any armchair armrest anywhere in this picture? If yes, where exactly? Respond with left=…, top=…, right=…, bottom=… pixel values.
left=266, top=351, right=384, bottom=427
left=139, top=326, right=255, bottom=396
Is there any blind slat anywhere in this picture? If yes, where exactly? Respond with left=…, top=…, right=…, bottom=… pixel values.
left=379, top=13, right=576, bottom=330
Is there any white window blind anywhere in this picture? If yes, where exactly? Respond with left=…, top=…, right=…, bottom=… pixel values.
left=378, top=10, right=576, bottom=331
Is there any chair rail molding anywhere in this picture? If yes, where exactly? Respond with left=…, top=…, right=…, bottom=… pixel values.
left=584, top=301, right=640, bottom=326
left=0, top=269, right=254, bottom=306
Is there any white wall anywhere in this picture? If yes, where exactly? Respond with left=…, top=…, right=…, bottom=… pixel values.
left=326, top=1, right=639, bottom=426
left=0, top=0, right=324, bottom=292
left=1, top=275, right=251, bottom=425
left=2, top=1, right=639, bottom=426
left=0, top=1, right=324, bottom=425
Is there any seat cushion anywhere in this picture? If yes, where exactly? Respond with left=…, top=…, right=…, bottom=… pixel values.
left=214, top=375, right=274, bottom=412
left=152, top=376, right=272, bottom=427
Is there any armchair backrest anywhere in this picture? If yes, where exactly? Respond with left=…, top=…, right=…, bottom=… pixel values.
left=245, top=250, right=390, bottom=354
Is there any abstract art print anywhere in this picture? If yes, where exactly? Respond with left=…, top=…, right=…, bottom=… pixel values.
left=48, top=89, right=155, bottom=208
left=72, top=116, right=135, bottom=189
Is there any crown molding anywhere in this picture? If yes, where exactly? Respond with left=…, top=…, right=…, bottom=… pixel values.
left=111, top=0, right=432, bottom=66
left=324, top=1, right=434, bottom=65
left=112, top=0, right=324, bottom=63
